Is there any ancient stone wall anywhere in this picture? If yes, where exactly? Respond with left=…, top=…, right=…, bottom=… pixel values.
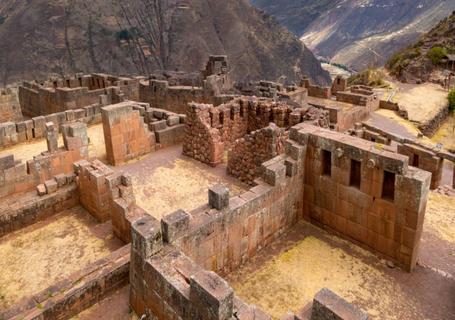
left=336, top=91, right=380, bottom=110
left=183, top=97, right=329, bottom=166
left=331, top=76, right=348, bottom=95
left=0, top=183, right=78, bottom=238
left=0, top=122, right=89, bottom=199
left=397, top=143, right=444, bottom=190
left=227, top=123, right=287, bottom=185
left=0, top=104, right=101, bottom=149
left=298, top=125, right=430, bottom=271
left=0, top=89, right=22, bottom=123
left=102, top=102, right=155, bottom=166
left=129, top=124, right=372, bottom=319
left=18, top=74, right=138, bottom=118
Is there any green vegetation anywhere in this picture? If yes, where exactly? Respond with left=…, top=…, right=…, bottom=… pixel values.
left=0, top=15, right=5, bottom=25
left=386, top=47, right=421, bottom=76
left=348, top=68, right=389, bottom=88
left=427, top=47, right=447, bottom=65
left=449, top=88, right=455, bottom=112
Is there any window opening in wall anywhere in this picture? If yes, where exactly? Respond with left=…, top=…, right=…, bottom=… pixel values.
left=350, top=159, right=361, bottom=188
left=219, top=112, right=224, bottom=125
left=413, top=154, right=420, bottom=167
left=382, top=170, right=396, bottom=201
left=322, top=150, right=332, bottom=176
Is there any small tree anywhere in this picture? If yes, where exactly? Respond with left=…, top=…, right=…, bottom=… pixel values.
left=449, top=88, right=455, bottom=112
left=427, top=47, right=447, bottom=65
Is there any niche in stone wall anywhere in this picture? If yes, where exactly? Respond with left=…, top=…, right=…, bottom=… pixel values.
left=382, top=170, right=396, bottom=201
left=350, top=159, right=361, bottom=188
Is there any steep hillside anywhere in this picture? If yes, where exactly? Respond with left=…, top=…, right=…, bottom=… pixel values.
left=253, top=0, right=455, bottom=70
left=387, top=11, right=455, bottom=83
left=0, top=0, right=330, bottom=86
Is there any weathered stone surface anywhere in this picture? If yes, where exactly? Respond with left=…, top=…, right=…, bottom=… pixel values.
left=208, top=185, right=230, bottom=210
left=311, top=288, right=369, bottom=320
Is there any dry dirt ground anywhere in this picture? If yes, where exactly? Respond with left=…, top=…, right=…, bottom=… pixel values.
left=73, top=286, right=136, bottom=320
left=0, top=206, right=123, bottom=310
left=227, top=192, right=455, bottom=320
left=376, top=77, right=449, bottom=124
left=0, top=123, right=106, bottom=163
left=118, top=144, right=248, bottom=220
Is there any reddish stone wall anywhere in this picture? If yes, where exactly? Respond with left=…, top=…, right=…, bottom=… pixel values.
left=0, top=105, right=101, bottom=149
left=0, top=183, right=79, bottom=238
left=3, top=245, right=130, bottom=320
left=397, top=143, right=444, bottom=190
left=297, top=125, right=430, bottom=271
left=102, top=102, right=155, bottom=166
left=18, top=74, right=138, bottom=118
left=183, top=97, right=329, bottom=166
left=336, top=91, right=379, bottom=110
left=0, top=122, right=88, bottom=199
left=0, top=90, right=22, bottom=123
left=227, top=123, right=287, bottom=185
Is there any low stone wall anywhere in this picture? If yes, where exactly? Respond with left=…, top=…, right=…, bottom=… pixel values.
left=227, top=124, right=287, bottom=185
left=336, top=91, right=379, bottom=110
left=379, top=100, right=409, bottom=119
left=418, top=106, right=450, bottom=137
left=2, top=245, right=130, bottom=320
left=0, top=183, right=79, bottom=238
left=0, top=122, right=89, bottom=199
left=0, top=104, right=101, bottom=149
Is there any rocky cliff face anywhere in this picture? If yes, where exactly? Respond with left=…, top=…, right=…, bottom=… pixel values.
left=0, top=0, right=330, bottom=85
left=253, top=0, right=455, bottom=70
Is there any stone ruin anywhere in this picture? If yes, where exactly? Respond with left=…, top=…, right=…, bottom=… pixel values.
left=0, top=55, right=454, bottom=320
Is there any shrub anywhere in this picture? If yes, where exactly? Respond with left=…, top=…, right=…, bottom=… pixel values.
left=0, top=15, right=5, bottom=25
left=449, top=88, right=455, bottom=112
left=427, top=47, right=447, bottom=65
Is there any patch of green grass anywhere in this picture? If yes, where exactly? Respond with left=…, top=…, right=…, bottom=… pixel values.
left=449, top=88, right=455, bottom=112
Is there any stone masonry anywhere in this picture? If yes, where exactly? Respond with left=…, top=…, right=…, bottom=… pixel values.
left=102, top=102, right=155, bottom=166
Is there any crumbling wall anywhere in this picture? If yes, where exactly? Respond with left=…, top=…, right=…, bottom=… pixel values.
left=298, top=124, right=430, bottom=271
left=184, top=97, right=329, bottom=166
left=336, top=91, right=379, bottom=110
left=227, top=124, right=287, bottom=185
left=331, top=76, right=348, bottom=95
left=0, top=104, right=101, bottom=149
left=102, top=102, right=155, bottom=166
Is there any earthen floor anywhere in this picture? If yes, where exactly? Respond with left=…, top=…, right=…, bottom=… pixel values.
left=226, top=192, right=455, bottom=320
left=0, top=123, right=106, bottom=162
left=73, top=285, right=136, bottom=320
left=0, top=205, right=123, bottom=310
left=118, top=144, right=248, bottom=220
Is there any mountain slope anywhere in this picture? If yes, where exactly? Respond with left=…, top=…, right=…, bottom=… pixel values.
left=0, top=0, right=330, bottom=86
left=253, top=0, right=455, bottom=70
left=387, top=11, right=455, bottom=83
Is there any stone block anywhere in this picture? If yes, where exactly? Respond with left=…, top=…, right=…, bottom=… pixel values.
left=166, top=115, right=180, bottom=127
left=161, top=209, right=190, bottom=243
left=132, top=215, right=163, bottom=260
left=54, top=174, right=67, bottom=187
left=37, top=184, right=46, bottom=196
left=149, top=120, right=167, bottom=132
left=190, top=270, right=234, bottom=320
left=310, top=288, right=369, bottom=320
left=44, top=179, right=58, bottom=194
left=208, top=185, right=229, bottom=210
left=0, top=154, right=15, bottom=170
